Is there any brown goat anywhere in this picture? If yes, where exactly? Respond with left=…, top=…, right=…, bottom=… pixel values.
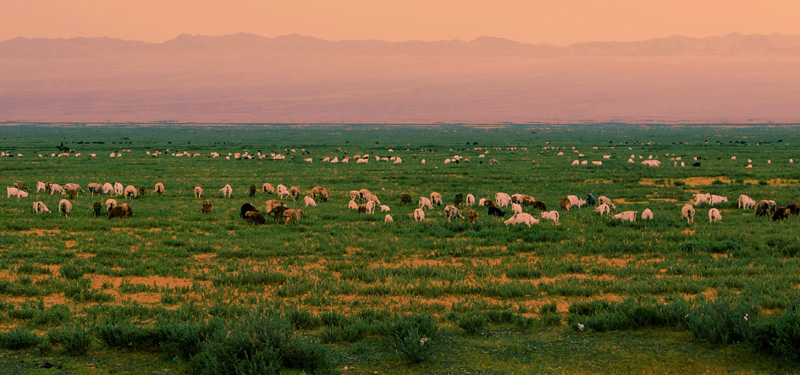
left=283, top=209, right=303, bottom=224
left=467, top=209, right=478, bottom=222
left=201, top=199, right=212, bottom=214
left=246, top=211, right=266, bottom=225
left=559, top=197, right=572, bottom=211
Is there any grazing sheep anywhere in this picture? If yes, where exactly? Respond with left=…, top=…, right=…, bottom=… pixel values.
left=694, top=193, right=711, bottom=205
left=102, top=183, right=114, bottom=195
left=270, top=206, right=290, bottom=223
left=755, top=200, right=777, bottom=217
left=348, top=200, right=359, bottom=211
left=585, top=193, right=597, bottom=206
left=612, top=210, right=637, bottom=222
left=247, top=184, right=257, bottom=197
left=246, top=211, right=266, bottom=225
left=7, top=187, right=28, bottom=198
left=430, top=192, right=443, bottom=206
left=413, top=208, right=425, bottom=222
left=88, top=183, right=103, bottom=197
left=58, top=199, right=72, bottom=217
left=641, top=208, right=654, bottom=220
left=481, top=198, right=497, bottom=208
left=357, top=204, right=367, bottom=214
left=681, top=204, right=696, bottom=224
left=105, top=199, right=118, bottom=211
left=419, top=197, right=434, bottom=210
left=788, top=203, right=800, bottom=216
left=384, top=214, right=393, bottom=223
left=194, top=185, right=203, bottom=198
left=311, top=186, right=328, bottom=202
left=64, top=183, right=84, bottom=194
left=283, top=209, right=303, bottom=224
left=32, top=201, right=50, bottom=214
left=13, top=181, right=28, bottom=192
left=598, top=196, right=616, bottom=210
left=36, top=181, right=47, bottom=193
left=114, top=182, right=123, bottom=196
left=738, top=194, right=755, bottom=209
left=277, top=185, right=291, bottom=199
left=559, top=197, right=572, bottom=211
left=92, top=202, right=103, bottom=216
left=50, top=184, right=66, bottom=195
left=444, top=205, right=465, bottom=222
left=566, top=195, right=585, bottom=208
left=202, top=199, right=213, bottom=214
left=288, top=186, right=301, bottom=201
left=240, top=203, right=257, bottom=219
left=709, top=208, right=722, bottom=223
left=540, top=210, right=559, bottom=223
left=467, top=209, right=478, bottom=222
left=772, top=207, right=792, bottom=221
left=595, top=203, right=610, bottom=215
left=262, top=183, right=275, bottom=194
left=511, top=203, right=523, bottom=215
left=400, top=194, right=412, bottom=204
left=365, top=201, right=377, bottom=214
left=138, top=185, right=146, bottom=197
left=488, top=206, right=505, bottom=217
left=495, top=192, right=512, bottom=207
left=710, top=195, right=728, bottom=205
left=364, top=193, right=380, bottom=204
left=504, top=213, right=538, bottom=227
left=304, top=196, right=317, bottom=207
left=349, top=190, right=361, bottom=201
left=66, top=188, right=77, bottom=200
left=122, top=185, right=137, bottom=199
left=265, top=200, right=284, bottom=214
left=531, top=201, right=547, bottom=212
left=514, top=194, right=536, bottom=206
left=219, top=184, right=233, bottom=198
left=380, top=205, right=390, bottom=212
left=465, top=193, right=475, bottom=206
left=154, top=182, right=165, bottom=196
left=108, top=203, right=133, bottom=219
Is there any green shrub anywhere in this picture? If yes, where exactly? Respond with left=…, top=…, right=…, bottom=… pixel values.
left=381, top=314, right=438, bottom=363
left=50, top=324, right=92, bottom=355
left=686, top=298, right=757, bottom=345
left=457, top=314, right=488, bottom=335
left=156, top=320, right=220, bottom=359
left=0, top=328, right=42, bottom=350
left=749, top=303, right=800, bottom=361
left=286, top=309, right=321, bottom=330
left=60, top=262, right=86, bottom=280
left=96, top=321, right=159, bottom=349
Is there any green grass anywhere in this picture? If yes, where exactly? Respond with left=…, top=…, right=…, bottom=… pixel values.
left=1, top=122, right=800, bottom=373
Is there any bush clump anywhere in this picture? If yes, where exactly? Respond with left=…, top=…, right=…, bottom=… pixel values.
left=50, top=323, right=92, bottom=355
left=686, top=297, right=758, bottom=345
left=0, top=328, right=43, bottom=350
left=457, top=314, right=488, bottom=335
left=381, top=314, right=439, bottom=363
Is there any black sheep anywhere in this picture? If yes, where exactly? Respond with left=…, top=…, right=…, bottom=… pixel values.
left=240, top=203, right=257, bottom=219
left=488, top=206, right=505, bottom=217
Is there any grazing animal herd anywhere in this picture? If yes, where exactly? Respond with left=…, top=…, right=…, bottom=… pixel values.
left=6, top=178, right=799, bottom=228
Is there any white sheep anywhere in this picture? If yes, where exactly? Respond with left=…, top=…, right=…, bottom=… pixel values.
left=419, top=197, right=434, bottom=210
left=681, top=204, right=695, bottom=224
left=380, top=205, right=390, bottom=212
left=385, top=214, right=393, bottom=223
left=32, top=201, right=50, bottom=214
left=709, top=208, right=722, bottom=223
left=612, top=210, right=637, bottom=222
left=36, top=181, right=46, bottom=193
left=365, top=200, right=376, bottom=214
left=738, top=195, right=755, bottom=209
left=465, top=194, right=475, bottom=206
left=58, top=199, right=72, bottom=217
left=124, top=185, right=138, bottom=199
left=511, top=203, right=523, bottom=215
left=444, top=205, right=464, bottom=222
left=540, top=211, right=559, bottom=223
left=102, top=183, right=114, bottom=195
left=7, top=187, right=28, bottom=198
left=495, top=192, right=512, bottom=207
left=194, top=185, right=203, bottom=198
left=50, top=184, right=66, bottom=195
left=694, top=193, right=711, bottom=205
left=154, top=182, right=165, bottom=196
left=105, top=199, right=118, bottom=211
left=595, top=203, right=610, bottom=215
left=219, top=184, right=233, bottom=198
left=641, top=208, right=654, bottom=220
left=710, top=195, right=728, bottom=205
left=430, top=192, right=443, bottom=206
left=304, top=196, right=317, bottom=207
left=414, top=208, right=425, bottom=222
left=114, top=182, right=124, bottom=196
left=567, top=195, right=585, bottom=209
left=348, top=200, right=359, bottom=211
left=504, top=213, right=538, bottom=227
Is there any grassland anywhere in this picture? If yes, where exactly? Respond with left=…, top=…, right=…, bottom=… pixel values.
left=0, top=123, right=800, bottom=374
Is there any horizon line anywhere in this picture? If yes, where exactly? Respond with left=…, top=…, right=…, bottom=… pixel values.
left=3, top=31, right=797, bottom=47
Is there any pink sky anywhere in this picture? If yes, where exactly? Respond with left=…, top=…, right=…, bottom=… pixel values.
left=2, top=0, right=799, bottom=44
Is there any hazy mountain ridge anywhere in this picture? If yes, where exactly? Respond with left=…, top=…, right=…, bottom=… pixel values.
left=1, top=33, right=799, bottom=123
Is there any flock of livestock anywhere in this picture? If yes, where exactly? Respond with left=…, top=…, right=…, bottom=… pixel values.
left=7, top=177, right=799, bottom=229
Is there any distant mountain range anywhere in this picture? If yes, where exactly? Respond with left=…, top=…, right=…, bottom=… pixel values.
left=1, top=33, right=799, bottom=123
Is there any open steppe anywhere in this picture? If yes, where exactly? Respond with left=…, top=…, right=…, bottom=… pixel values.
left=0, top=123, right=799, bottom=374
